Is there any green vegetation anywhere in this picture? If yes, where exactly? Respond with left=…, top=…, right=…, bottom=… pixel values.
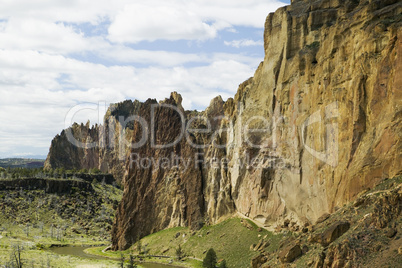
left=202, top=248, right=217, bottom=268
left=0, top=158, right=45, bottom=169
left=176, top=244, right=185, bottom=260
left=2, top=164, right=397, bottom=267
left=219, top=260, right=227, bottom=268
left=0, top=246, right=119, bottom=268
left=85, top=246, right=200, bottom=267
left=87, top=218, right=285, bottom=268
left=0, top=178, right=123, bottom=267
left=127, top=254, right=137, bottom=268
left=0, top=166, right=116, bottom=181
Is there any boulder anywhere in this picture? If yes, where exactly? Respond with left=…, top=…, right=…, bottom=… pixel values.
left=320, top=221, right=350, bottom=246
left=278, top=244, right=302, bottom=263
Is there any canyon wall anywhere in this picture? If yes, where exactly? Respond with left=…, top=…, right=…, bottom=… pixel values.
left=218, top=0, right=402, bottom=229
left=45, top=0, right=402, bottom=250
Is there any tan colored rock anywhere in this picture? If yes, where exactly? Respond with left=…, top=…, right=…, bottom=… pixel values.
left=226, top=0, right=402, bottom=228
left=320, top=221, right=350, bottom=246
left=278, top=244, right=302, bottom=263
left=251, top=253, right=269, bottom=268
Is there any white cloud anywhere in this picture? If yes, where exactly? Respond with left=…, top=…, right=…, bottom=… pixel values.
left=0, top=48, right=257, bottom=157
left=108, top=0, right=285, bottom=43
left=0, top=0, right=285, bottom=43
left=0, top=0, right=288, bottom=157
left=108, top=4, right=217, bottom=43
left=190, top=0, right=285, bottom=27
left=0, top=0, right=122, bottom=24
left=224, top=39, right=264, bottom=48
left=0, top=18, right=88, bottom=54
left=101, top=47, right=206, bottom=66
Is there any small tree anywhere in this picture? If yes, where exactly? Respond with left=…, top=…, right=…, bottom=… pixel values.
left=119, top=253, right=125, bottom=268
left=127, top=254, right=137, bottom=268
left=219, top=260, right=227, bottom=268
left=176, top=244, right=185, bottom=260
left=203, top=248, right=217, bottom=268
left=10, top=245, right=23, bottom=268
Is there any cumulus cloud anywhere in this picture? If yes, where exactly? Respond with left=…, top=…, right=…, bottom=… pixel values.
left=108, top=0, right=285, bottom=43
left=224, top=39, right=264, bottom=48
left=0, top=49, right=257, bottom=157
left=0, top=19, right=85, bottom=54
left=0, top=0, right=287, bottom=157
left=0, top=0, right=119, bottom=24
left=108, top=4, right=217, bottom=43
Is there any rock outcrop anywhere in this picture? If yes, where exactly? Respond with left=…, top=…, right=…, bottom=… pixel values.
left=251, top=176, right=402, bottom=267
left=45, top=0, right=402, bottom=251
left=44, top=100, right=143, bottom=181
left=222, top=0, right=402, bottom=229
left=279, top=243, right=302, bottom=263
left=0, top=177, right=93, bottom=194
left=111, top=96, right=205, bottom=249
left=317, top=221, right=350, bottom=246
left=44, top=122, right=100, bottom=171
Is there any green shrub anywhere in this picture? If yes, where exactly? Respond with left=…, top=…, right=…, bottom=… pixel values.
left=203, top=248, right=217, bottom=268
left=36, top=243, right=45, bottom=250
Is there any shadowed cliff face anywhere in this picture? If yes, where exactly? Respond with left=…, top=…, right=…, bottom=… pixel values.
left=45, top=0, right=402, bottom=251
left=111, top=96, right=206, bottom=250
left=44, top=122, right=100, bottom=171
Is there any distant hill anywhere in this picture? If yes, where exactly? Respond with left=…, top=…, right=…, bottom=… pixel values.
left=0, top=158, right=45, bottom=169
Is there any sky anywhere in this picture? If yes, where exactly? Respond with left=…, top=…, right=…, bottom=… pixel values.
left=0, top=0, right=289, bottom=159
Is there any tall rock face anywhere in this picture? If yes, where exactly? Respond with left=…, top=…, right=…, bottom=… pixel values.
left=111, top=96, right=206, bottom=249
left=235, top=0, right=402, bottom=225
left=45, top=0, right=402, bottom=251
left=44, top=122, right=100, bottom=171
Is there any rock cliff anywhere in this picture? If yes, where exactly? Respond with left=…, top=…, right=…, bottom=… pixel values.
left=44, top=122, right=100, bottom=171
left=45, top=0, right=402, bottom=251
left=44, top=100, right=141, bottom=181
left=215, top=0, right=402, bottom=230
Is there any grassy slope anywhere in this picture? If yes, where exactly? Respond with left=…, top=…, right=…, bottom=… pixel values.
left=88, top=218, right=286, bottom=268
left=0, top=248, right=118, bottom=268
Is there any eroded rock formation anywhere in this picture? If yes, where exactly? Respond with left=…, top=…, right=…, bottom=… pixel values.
left=45, top=0, right=402, bottom=251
